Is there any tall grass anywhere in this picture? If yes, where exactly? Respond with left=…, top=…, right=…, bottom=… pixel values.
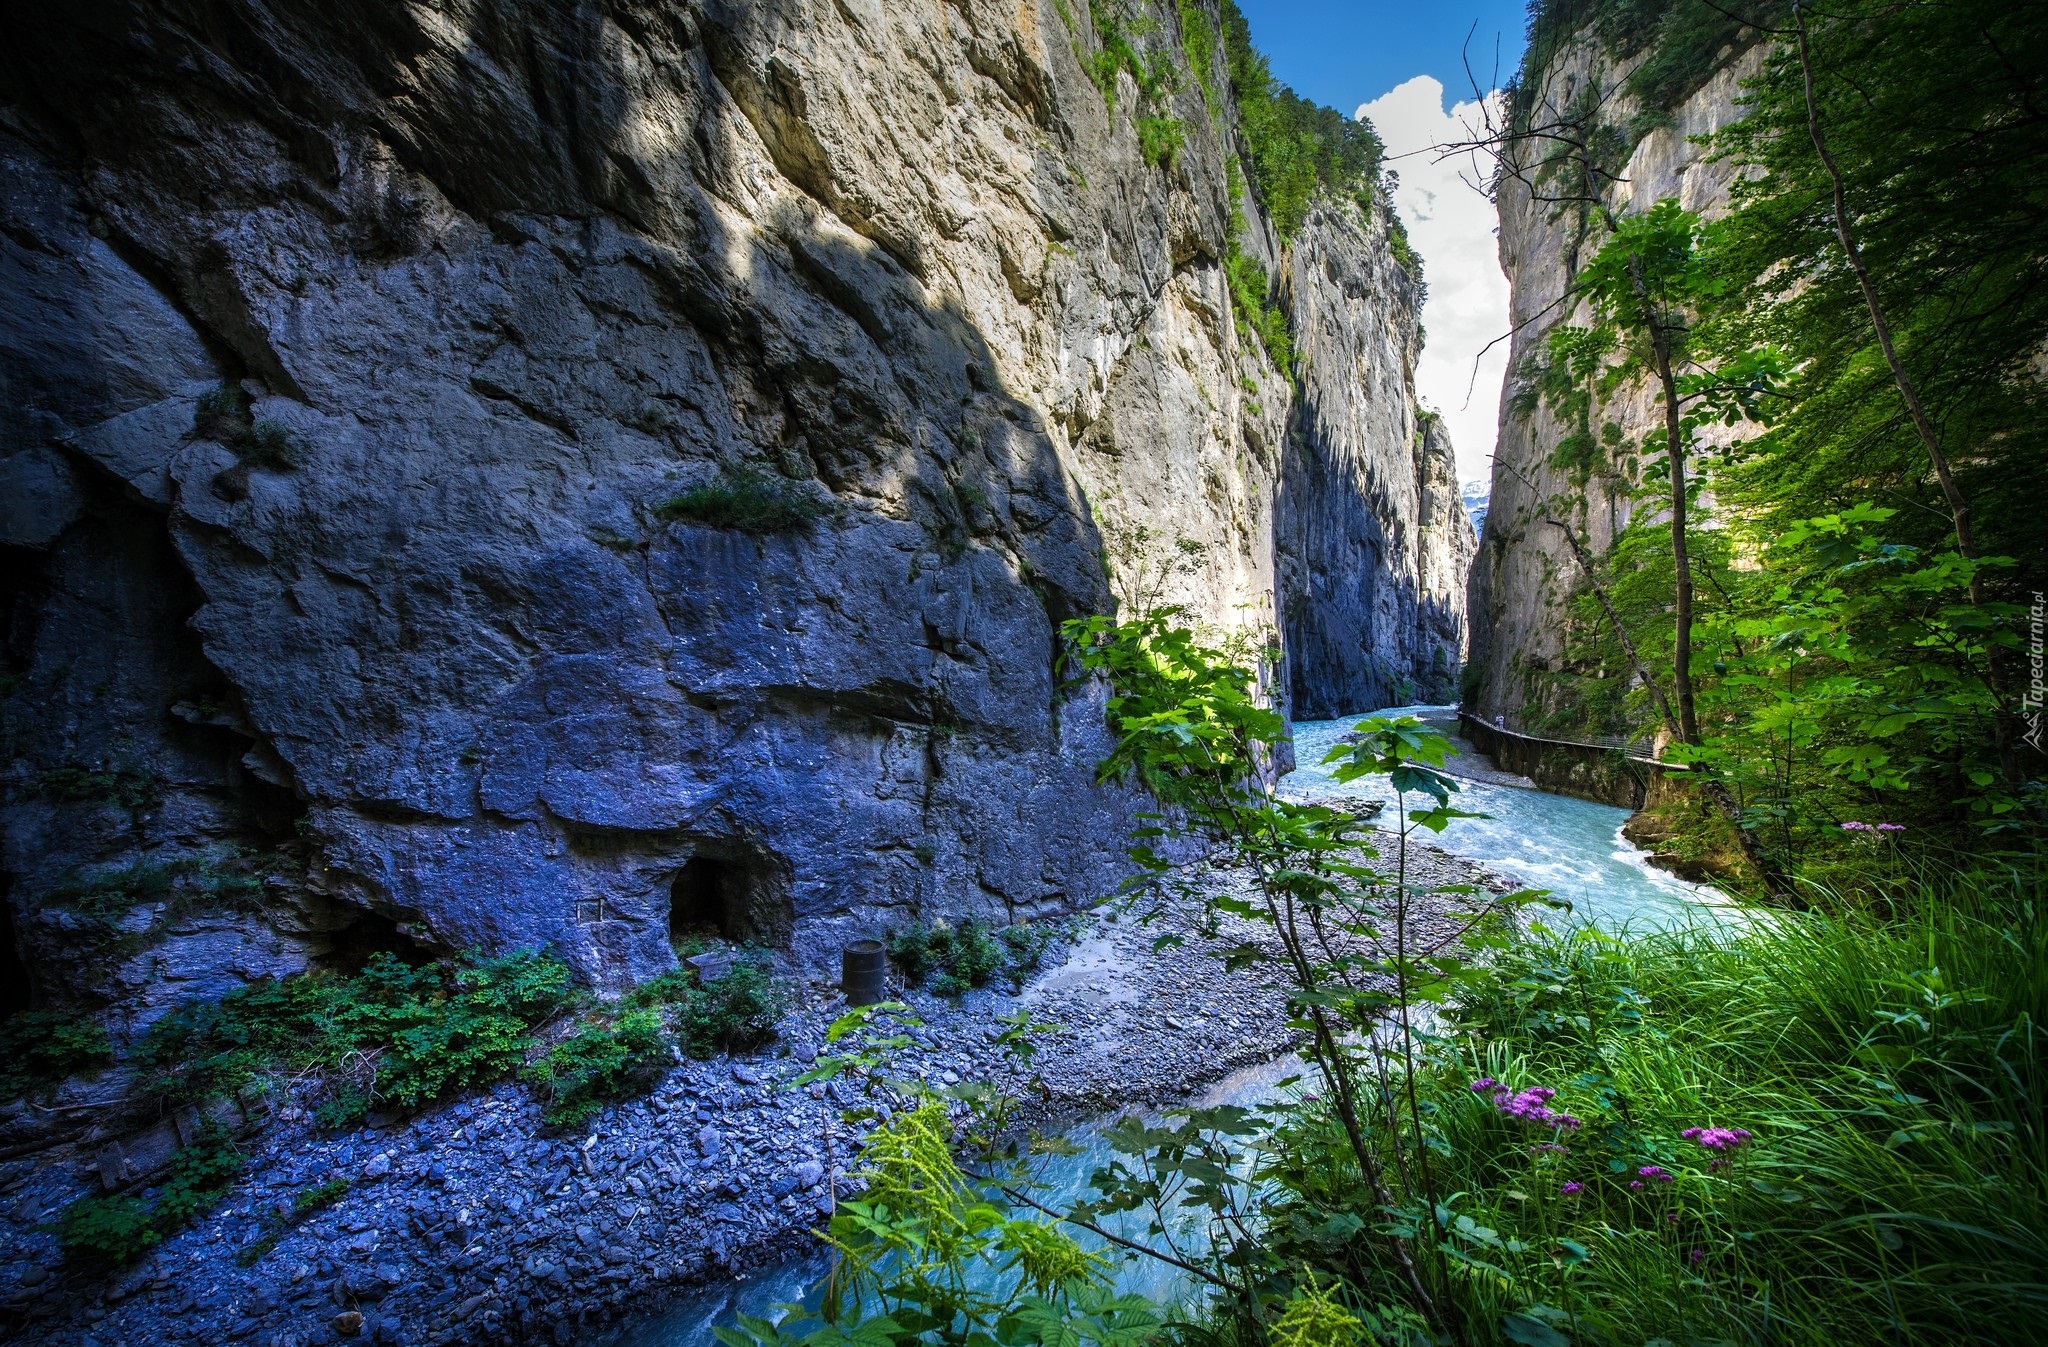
left=1259, top=858, right=2047, bottom=1343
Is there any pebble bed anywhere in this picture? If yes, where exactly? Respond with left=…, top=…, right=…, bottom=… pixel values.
left=1, top=837, right=1516, bottom=1347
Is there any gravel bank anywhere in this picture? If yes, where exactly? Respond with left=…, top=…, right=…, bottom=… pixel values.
left=2, top=839, right=1517, bottom=1347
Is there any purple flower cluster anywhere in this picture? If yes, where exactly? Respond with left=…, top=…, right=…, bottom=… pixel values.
left=1681, top=1126, right=1753, bottom=1151
left=1471, top=1079, right=1582, bottom=1130
left=1559, top=1181, right=1584, bottom=1195
left=1683, top=1125, right=1753, bottom=1170
left=1840, top=821, right=1905, bottom=833
left=1628, top=1165, right=1675, bottom=1191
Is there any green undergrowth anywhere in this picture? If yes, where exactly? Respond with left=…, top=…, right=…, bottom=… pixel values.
left=1224, top=160, right=1293, bottom=375
left=887, top=917, right=1053, bottom=997
left=33, top=763, right=161, bottom=812
left=1264, top=868, right=2047, bottom=1343
left=1511, top=0, right=1787, bottom=129
left=136, top=949, right=574, bottom=1126
left=0, top=1011, right=112, bottom=1102
left=136, top=945, right=792, bottom=1131
left=654, top=467, right=831, bottom=532
left=63, top=945, right=795, bottom=1260
left=59, top=1121, right=243, bottom=1266
left=45, top=851, right=272, bottom=949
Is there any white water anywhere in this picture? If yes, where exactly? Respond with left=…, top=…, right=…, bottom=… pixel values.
left=1289, top=707, right=1734, bottom=931
left=605, top=707, right=1730, bottom=1343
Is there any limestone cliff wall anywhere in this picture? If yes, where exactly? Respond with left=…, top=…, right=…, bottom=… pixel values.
left=1280, top=205, right=1476, bottom=716
left=1467, top=32, right=1764, bottom=733
left=0, top=0, right=1460, bottom=1051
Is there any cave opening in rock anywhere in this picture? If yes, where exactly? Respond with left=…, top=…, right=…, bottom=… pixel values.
left=668, top=847, right=794, bottom=950
left=323, top=907, right=439, bottom=975
left=1, top=892, right=30, bottom=1015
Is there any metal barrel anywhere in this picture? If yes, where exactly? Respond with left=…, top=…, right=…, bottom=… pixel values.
left=841, top=939, right=888, bottom=1007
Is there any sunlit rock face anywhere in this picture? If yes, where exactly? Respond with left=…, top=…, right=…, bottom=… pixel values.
left=1, top=0, right=1457, bottom=1024
left=1467, top=31, right=1765, bottom=733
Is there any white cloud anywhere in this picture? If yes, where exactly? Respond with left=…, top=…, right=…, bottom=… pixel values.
left=1358, top=76, right=1508, bottom=488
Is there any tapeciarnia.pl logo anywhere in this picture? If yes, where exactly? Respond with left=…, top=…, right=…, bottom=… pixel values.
left=2025, top=591, right=2046, bottom=753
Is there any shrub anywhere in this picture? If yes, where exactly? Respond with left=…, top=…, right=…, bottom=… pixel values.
left=654, top=468, right=829, bottom=532
left=674, top=958, right=790, bottom=1058
left=887, top=918, right=1051, bottom=997
left=0, top=1011, right=113, bottom=1102
left=524, top=1009, right=669, bottom=1128
left=1136, top=114, right=1185, bottom=168
left=48, top=852, right=270, bottom=934
left=193, top=383, right=300, bottom=467
left=35, top=764, right=160, bottom=810
left=1219, top=1, right=1383, bottom=243
left=232, top=420, right=301, bottom=469
left=60, top=1122, right=242, bottom=1266
left=59, top=1196, right=158, bottom=1265
left=135, top=949, right=574, bottom=1123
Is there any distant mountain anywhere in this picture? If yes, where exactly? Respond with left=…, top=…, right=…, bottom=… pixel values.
left=1461, top=479, right=1491, bottom=536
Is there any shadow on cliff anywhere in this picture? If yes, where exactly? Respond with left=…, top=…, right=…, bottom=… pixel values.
left=2, top=0, right=1124, bottom=989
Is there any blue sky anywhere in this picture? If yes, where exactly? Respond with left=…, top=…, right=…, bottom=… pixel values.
left=1233, top=0, right=1530, bottom=115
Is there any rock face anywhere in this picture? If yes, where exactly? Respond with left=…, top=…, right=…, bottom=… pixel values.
left=1466, top=32, right=1764, bottom=733
left=1280, top=205, right=1477, bottom=716
left=0, top=0, right=1461, bottom=1040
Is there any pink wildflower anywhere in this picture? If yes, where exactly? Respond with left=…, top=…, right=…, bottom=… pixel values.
left=1638, top=1165, right=1675, bottom=1184
left=1877, top=823, right=1905, bottom=832
left=1629, top=1180, right=1643, bottom=1191
left=1490, top=1085, right=1583, bottom=1130
left=1681, top=1127, right=1753, bottom=1168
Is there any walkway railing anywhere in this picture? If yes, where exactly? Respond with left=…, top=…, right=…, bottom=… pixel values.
left=1458, top=712, right=1671, bottom=768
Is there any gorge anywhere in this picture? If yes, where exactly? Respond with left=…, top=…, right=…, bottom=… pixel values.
left=3, top=1, right=2042, bottom=1344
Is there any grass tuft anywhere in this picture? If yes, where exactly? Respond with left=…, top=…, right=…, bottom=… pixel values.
left=654, top=467, right=830, bottom=533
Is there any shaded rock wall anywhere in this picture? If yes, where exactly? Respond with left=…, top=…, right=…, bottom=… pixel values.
left=1467, top=34, right=1763, bottom=732
left=0, top=0, right=1461, bottom=1043
left=1280, top=205, right=1476, bottom=716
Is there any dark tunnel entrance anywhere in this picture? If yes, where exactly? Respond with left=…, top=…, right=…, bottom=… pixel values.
left=1, top=894, right=31, bottom=1015
left=668, top=847, right=793, bottom=951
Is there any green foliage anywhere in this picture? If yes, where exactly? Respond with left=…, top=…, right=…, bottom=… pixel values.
left=1219, top=1, right=1383, bottom=243
left=671, top=957, right=791, bottom=1059
left=655, top=467, right=830, bottom=532
left=137, top=943, right=788, bottom=1131
left=35, top=763, right=160, bottom=811
left=136, top=949, right=574, bottom=1122
left=47, top=852, right=271, bottom=938
left=885, top=918, right=1050, bottom=997
left=1259, top=862, right=2047, bottom=1344
left=1134, top=114, right=1184, bottom=168
left=58, top=1195, right=158, bottom=1265
left=1224, top=160, right=1294, bottom=373
left=60, top=1123, right=243, bottom=1266
left=524, top=1008, right=668, bottom=1128
left=0, top=1011, right=113, bottom=1101
left=714, top=1100, right=1161, bottom=1347
left=194, top=384, right=301, bottom=467
left=1174, top=0, right=1218, bottom=108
